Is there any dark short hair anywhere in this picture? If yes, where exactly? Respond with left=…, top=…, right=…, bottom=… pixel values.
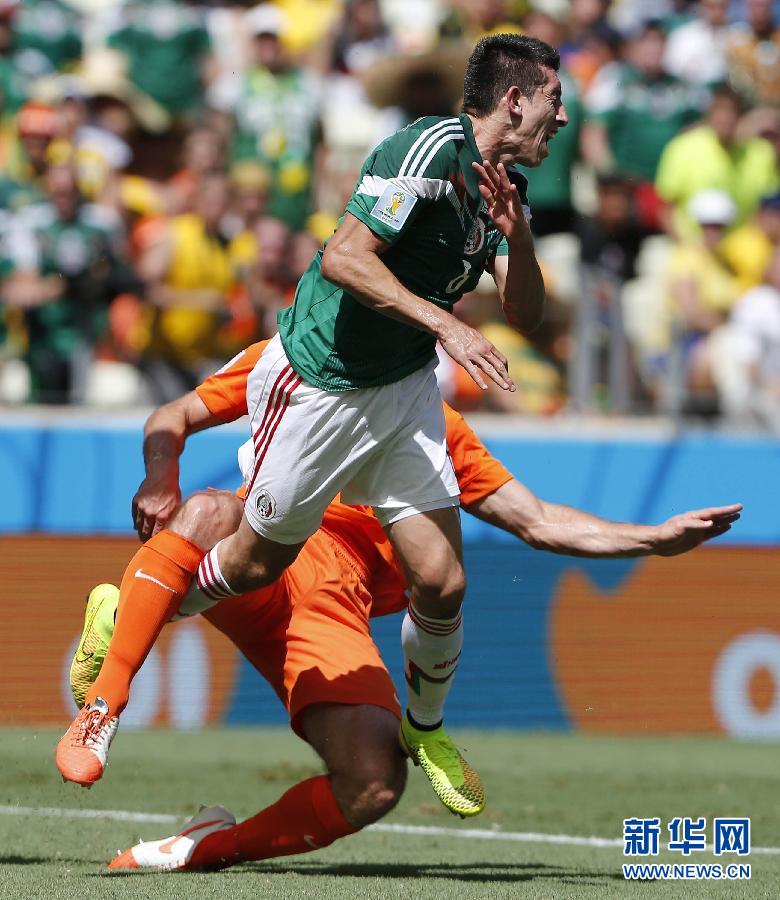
left=462, top=33, right=560, bottom=117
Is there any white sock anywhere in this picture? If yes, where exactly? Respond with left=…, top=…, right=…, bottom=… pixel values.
left=401, top=603, right=463, bottom=727
left=196, top=540, right=239, bottom=602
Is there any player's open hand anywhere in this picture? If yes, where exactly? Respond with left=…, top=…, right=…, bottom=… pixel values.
left=132, top=476, right=182, bottom=542
left=652, top=503, right=743, bottom=556
left=439, top=314, right=516, bottom=392
left=472, top=160, right=530, bottom=244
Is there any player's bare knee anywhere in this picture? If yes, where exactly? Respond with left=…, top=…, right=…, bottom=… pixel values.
left=168, top=491, right=242, bottom=551
left=345, top=757, right=407, bottom=825
left=409, top=564, right=466, bottom=617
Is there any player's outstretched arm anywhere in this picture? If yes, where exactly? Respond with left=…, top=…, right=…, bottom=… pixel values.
left=133, top=391, right=221, bottom=541
left=464, top=479, right=742, bottom=558
left=321, top=214, right=515, bottom=393
left=475, top=160, right=545, bottom=335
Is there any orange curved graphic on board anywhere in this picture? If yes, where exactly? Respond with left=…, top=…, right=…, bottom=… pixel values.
left=549, top=548, right=780, bottom=734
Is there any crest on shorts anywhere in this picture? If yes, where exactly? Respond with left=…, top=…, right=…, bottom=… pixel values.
left=255, top=490, right=276, bottom=519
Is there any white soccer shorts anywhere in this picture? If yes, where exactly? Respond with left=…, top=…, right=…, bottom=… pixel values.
left=238, top=334, right=459, bottom=544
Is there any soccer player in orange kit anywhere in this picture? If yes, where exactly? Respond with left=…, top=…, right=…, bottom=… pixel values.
left=56, top=340, right=741, bottom=871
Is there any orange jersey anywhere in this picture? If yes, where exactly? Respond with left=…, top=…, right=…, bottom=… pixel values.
left=195, top=341, right=513, bottom=615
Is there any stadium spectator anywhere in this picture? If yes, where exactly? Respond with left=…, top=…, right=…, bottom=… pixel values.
left=228, top=3, right=322, bottom=231
left=578, top=174, right=644, bottom=284
left=559, top=0, right=621, bottom=92
left=243, top=214, right=292, bottom=336
left=1, top=163, right=133, bottom=403
left=38, top=50, right=171, bottom=210
left=459, top=278, right=568, bottom=415
left=726, top=0, right=780, bottom=107
left=8, top=101, right=58, bottom=187
left=12, top=0, right=82, bottom=75
left=718, top=244, right=780, bottom=427
left=137, top=171, right=237, bottom=402
left=438, top=0, right=521, bottom=43
left=166, top=125, right=226, bottom=216
left=663, top=0, right=730, bottom=86
left=664, top=189, right=740, bottom=409
left=0, top=1, right=27, bottom=122
left=655, top=85, right=779, bottom=240
left=331, top=0, right=394, bottom=75
left=720, top=191, right=780, bottom=293
left=104, top=0, right=215, bottom=120
left=573, top=174, right=645, bottom=411
left=581, top=19, right=706, bottom=231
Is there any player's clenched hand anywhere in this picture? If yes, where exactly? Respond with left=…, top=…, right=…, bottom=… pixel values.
left=472, top=160, right=531, bottom=245
left=132, top=476, right=181, bottom=542
left=439, top=316, right=515, bottom=392
left=652, top=503, right=743, bottom=557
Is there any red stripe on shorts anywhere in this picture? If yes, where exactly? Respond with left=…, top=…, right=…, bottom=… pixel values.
left=252, top=364, right=293, bottom=443
left=253, top=367, right=298, bottom=456
left=245, top=370, right=302, bottom=501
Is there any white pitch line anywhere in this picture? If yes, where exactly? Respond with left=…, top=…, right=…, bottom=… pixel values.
left=1, top=805, right=778, bottom=855
left=367, top=822, right=622, bottom=848
left=0, top=805, right=178, bottom=824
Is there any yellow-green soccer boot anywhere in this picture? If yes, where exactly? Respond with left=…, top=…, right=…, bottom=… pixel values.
left=399, top=715, right=485, bottom=818
left=70, top=584, right=118, bottom=709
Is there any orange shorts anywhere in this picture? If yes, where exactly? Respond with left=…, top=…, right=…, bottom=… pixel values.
left=201, top=529, right=401, bottom=738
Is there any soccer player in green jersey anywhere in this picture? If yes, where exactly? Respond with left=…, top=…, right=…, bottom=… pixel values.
left=62, top=34, right=569, bottom=817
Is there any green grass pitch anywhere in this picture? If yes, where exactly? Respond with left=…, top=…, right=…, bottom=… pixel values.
left=1, top=728, right=778, bottom=899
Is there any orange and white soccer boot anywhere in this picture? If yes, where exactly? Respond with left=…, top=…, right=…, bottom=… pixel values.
left=109, top=805, right=237, bottom=872
left=55, top=697, right=118, bottom=787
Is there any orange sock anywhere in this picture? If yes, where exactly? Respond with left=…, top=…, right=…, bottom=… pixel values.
left=86, top=531, right=205, bottom=715
left=191, top=776, right=356, bottom=869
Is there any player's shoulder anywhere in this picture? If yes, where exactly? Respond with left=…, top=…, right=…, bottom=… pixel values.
left=372, top=115, right=465, bottom=179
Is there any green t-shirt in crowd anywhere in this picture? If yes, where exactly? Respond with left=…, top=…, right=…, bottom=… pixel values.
left=586, top=63, right=706, bottom=181
left=107, top=0, right=211, bottom=115
left=232, top=65, right=321, bottom=230
left=13, top=0, right=82, bottom=71
left=277, top=113, right=523, bottom=391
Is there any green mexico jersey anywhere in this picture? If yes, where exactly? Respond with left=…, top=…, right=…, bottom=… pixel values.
left=277, top=113, right=528, bottom=390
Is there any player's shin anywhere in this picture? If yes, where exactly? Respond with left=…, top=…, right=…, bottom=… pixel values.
left=399, top=603, right=484, bottom=817
left=86, top=531, right=205, bottom=715
left=401, top=602, right=463, bottom=728
left=197, top=775, right=356, bottom=867
left=110, top=775, right=357, bottom=871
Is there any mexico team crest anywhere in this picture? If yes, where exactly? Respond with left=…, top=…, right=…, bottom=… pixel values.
left=464, top=216, right=486, bottom=255
left=255, top=490, right=276, bottom=519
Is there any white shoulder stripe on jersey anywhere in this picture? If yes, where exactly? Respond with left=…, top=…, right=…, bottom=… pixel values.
left=411, top=128, right=465, bottom=179
left=357, top=174, right=448, bottom=200
left=406, top=126, right=464, bottom=179
left=356, top=174, right=463, bottom=217
left=403, top=123, right=465, bottom=175
left=398, top=117, right=460, bottom=177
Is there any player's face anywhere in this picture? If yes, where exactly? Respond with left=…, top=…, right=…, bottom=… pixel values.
left=513, top=68, right=567, bottom=168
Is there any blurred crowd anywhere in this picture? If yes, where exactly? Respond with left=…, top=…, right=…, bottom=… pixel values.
left=0, top=0, right=779, bottom=427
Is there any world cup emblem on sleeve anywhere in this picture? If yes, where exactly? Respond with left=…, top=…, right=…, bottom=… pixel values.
left=387, top=191, right=406, bottom=217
